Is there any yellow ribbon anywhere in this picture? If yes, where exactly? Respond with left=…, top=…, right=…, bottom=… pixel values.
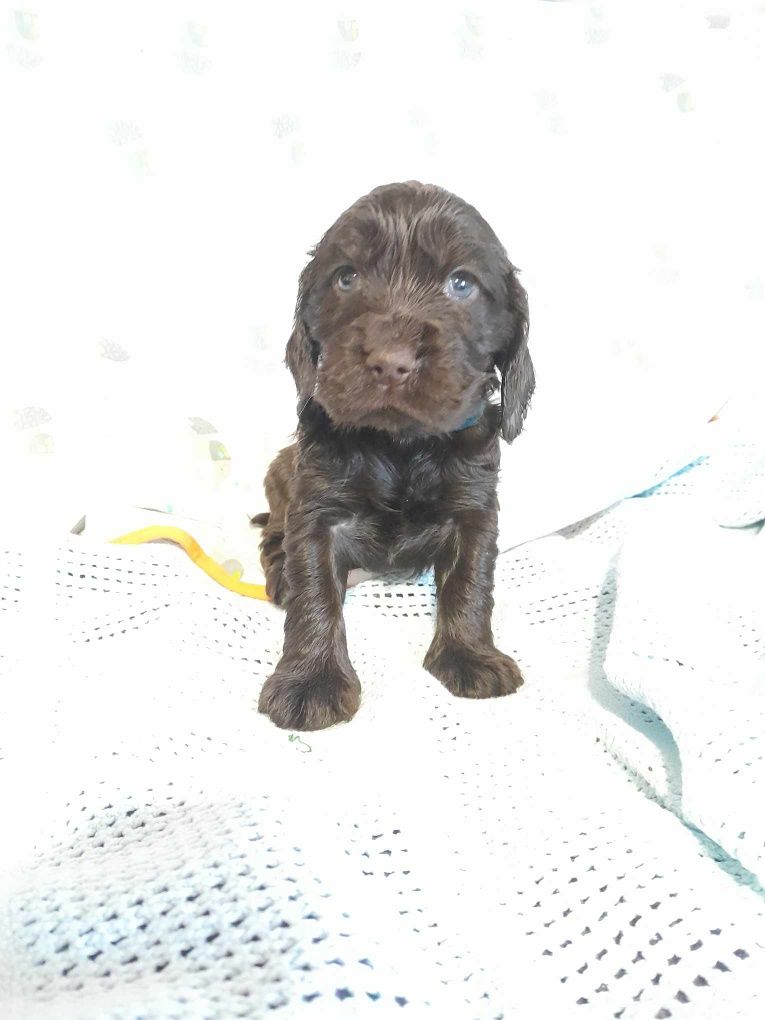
left=111, top=526, right=269, bottom=601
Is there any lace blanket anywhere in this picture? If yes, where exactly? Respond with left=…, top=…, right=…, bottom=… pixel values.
left=1, top=415, right=764, bottom=1019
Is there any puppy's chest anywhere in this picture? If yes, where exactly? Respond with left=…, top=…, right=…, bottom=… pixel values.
left=326, top=449, right=476, bottom=572
left=362, top=458, right=446, bottom=526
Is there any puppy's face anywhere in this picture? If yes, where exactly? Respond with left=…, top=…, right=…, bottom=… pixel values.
left=287, top=182, right=533, bottom=440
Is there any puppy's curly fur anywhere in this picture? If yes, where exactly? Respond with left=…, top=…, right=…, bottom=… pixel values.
left=255, top=182, right=534, bottom=730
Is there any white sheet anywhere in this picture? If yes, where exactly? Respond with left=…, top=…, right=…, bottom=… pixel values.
left=3, top=0, right=764, bottom=545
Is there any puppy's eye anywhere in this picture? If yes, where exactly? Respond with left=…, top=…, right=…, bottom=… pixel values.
left=444, top=271, right=478, bottom=301
left=335, top=266, right=359, bottom=292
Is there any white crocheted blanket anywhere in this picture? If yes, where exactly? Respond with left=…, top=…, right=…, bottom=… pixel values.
left=1, top=409, right=764, bottom=1020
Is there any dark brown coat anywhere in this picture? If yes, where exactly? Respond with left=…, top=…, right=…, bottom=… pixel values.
left=254, top=182, right=534, bottom=730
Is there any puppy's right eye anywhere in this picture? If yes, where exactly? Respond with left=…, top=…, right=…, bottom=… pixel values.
left=334, top=266, right=359, bottom=292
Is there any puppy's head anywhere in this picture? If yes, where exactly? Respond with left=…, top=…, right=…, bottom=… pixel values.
left=286, top=181, right=533, bottom=441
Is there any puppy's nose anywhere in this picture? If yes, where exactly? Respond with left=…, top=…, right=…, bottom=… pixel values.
left=366, top=346, right=416, bottom=386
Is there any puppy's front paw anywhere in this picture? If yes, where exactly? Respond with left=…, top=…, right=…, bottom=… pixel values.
left=424, top=642, right=524, bottom=699
left=258, top=658, right=361, bottom=731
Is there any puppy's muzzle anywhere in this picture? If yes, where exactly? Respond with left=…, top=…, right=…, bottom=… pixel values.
left=358, top=313, right=432, bottom=388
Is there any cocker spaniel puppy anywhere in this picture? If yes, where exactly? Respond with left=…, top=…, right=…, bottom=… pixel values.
left=254, top=182, right=534, bottom=730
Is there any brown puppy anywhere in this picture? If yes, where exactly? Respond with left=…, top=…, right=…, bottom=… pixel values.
left=254, top=182, right=534, bottom=730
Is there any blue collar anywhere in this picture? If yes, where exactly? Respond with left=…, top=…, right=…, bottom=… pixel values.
left=453, top=405, right=485, bottom=432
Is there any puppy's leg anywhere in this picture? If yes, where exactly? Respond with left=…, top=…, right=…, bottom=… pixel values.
left=258, top=510, right=360, bottom=730
left=424, top=511, right=523, bottom=699
left=253, top=445, right=297, bottom=605
left=259, top=523, right=289, bottom=605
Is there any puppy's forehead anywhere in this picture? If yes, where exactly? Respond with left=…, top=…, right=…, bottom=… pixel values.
left=320, top=186, right=505, bottom=281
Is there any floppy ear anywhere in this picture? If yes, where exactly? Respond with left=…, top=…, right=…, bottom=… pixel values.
left=498, top=267, right=534, bottom=443
left=285, top=262, right=318, bottom=402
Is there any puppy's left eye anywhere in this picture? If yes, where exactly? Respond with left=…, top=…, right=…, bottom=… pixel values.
left=444, top=271, right=478, bottom=301
left=335, top=266, right=359, bottom=292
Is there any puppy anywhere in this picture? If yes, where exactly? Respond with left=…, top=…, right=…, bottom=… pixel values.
left=254, top=182, right=534, bottom=730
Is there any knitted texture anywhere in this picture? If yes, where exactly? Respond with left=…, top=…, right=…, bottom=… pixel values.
left=1, top=416, right=764, bottom=1020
